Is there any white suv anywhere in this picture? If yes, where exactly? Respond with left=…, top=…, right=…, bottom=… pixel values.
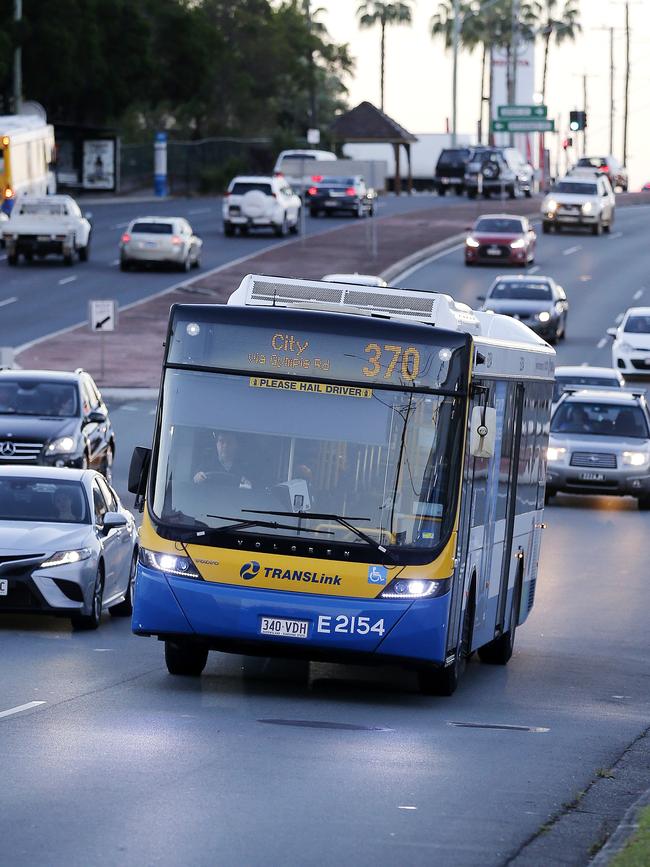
left=223, top=176, right=301, bottom=237
left=542, top=174, right=615, bottom=235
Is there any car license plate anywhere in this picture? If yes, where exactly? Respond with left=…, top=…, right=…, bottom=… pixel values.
left=487, top=246, right=501, bottom=256
left=259, top=616, right=309, bottom=639
left=144, top=241, right=158, bottom=248
left=325, top=200, right=338, bottom=207
left=0, top=579, right=7, bottom=596
left=579, top=472, right=605, bottom=481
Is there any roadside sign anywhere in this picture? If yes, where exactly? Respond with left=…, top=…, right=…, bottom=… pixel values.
left=89, top=299, right=117, bottom=332
left=307, top=128, right=321, bottom=145
left=498, top=105, right=548, bottom=119
left=491, top=118, right=555, bottom=133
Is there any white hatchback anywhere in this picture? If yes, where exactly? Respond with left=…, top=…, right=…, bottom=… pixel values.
left=119, top=217, right=202, bottom=272
left=223, top=176, right=301, bottom=237
left=608, top=308, right=650, bottom=375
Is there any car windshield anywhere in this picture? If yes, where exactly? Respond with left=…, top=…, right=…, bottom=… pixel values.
left=623, top=316, right=650, bottom=334
left=554, top=182, right=598, bottom=195
left=152, top=369, right=464, bottom=559
left=230, top=182, right=273, bottom=195
left=131, top=222, right=173, bottom=234
left=475, top=219, right=523, bottom=233
left=437, top=150, right=469, bottom=167
left=320, top=177, right=356, bottom=186
left=553, top=376, right=620, bottom=403
left=577, top=157, right=607, bottom=168
left=489, top=281, right=551, bottom=301
left=0, top=380, right=78, bottom=417
left=17, top=202, right=67, bottom=216
left=552, top=402, right=649, bottom=438
left=0, top=478, right=89, bottom=523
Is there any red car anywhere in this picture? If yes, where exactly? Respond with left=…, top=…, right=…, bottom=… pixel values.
left=465, top=214, right=536, bottom=267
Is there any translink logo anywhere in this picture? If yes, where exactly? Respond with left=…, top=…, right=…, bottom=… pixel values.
left=240, top=561, right=342, bottom=586
left=240, top=561, right=261, bottom=581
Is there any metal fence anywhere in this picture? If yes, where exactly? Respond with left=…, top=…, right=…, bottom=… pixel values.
left=120, top=137, right=274, bottom=194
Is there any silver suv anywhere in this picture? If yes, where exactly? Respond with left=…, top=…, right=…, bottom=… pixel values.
left=546, top=389, right=650, bottom=509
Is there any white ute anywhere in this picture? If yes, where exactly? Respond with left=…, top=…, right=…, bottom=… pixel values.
left=2, top=195, right=92, bottom=266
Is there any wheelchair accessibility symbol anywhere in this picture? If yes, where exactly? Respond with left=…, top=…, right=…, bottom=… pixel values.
left=368, top=565, right=387, bottom=585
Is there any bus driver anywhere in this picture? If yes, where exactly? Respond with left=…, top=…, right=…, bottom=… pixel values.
left=193, top=431, right=252, bottom=489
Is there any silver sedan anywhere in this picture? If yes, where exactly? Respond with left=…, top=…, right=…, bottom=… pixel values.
left=0, top=467, right=138, bottom=629
left=119, top=216, right=202, bottom=272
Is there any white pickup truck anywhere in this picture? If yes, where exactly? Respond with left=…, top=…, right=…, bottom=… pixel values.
left=2, top=195, right=92, bottom=266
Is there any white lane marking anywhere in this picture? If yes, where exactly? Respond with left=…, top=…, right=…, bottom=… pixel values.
left=188, top=207, right=211, bottom=215
left=0, top=296, right=17, bottom=308
left=580, top=361, right=588, bottom=366
left=597, top=338, right=607, bottom=349
left=562, top=245, right=582, bottom=256
left=111, top=258, right=119, bottom=266
left=0, top=701, right=47, bottom=720
left=579, top=275, right=592, bottom=282
left=634, top=289, right=644, bottom=300
left=395, top=241, right=466, bottom=282
left=58, top=276, right=77, bottom=286
left=528, top=265, right=540, bottom=274
left=0, top=254, right=6, bottom=261
left=615, top=312, right=624, bottom=324
left=93, top=648, right=113, bottom=652
left=398, top=805, right=418, bottom=810
left=112, top=222, right=129, bottom=230
left=609, top=231, right=623, bottom=239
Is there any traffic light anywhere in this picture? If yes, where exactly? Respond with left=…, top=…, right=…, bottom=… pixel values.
left=563, top=137, right=573, bottom=149
left=569, top=110, right=587, bottom=131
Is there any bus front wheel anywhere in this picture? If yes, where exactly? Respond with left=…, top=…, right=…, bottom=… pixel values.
left=165, top=640, right=208, bottom=676
left=418, top=598, right=473, bottom=697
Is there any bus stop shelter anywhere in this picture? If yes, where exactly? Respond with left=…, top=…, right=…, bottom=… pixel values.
left=330, top=101, right=418, bottom=195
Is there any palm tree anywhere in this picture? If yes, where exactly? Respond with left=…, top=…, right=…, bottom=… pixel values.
left=356, top=2, right=414, bottom=112
left=538, top=0, right=581, bottom=103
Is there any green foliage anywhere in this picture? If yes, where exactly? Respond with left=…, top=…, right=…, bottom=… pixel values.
left=0, top=0, right=351, bottom=140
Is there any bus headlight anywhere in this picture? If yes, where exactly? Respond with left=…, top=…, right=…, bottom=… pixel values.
left=139, top=548, right=201, bottom=579
left=546, top=446, right=566, bottom=462
left=379, top=578, right=449, bottom=599
left=622, top=451, right=649, bottom=467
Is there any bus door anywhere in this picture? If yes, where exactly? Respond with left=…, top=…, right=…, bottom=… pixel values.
left=495, top=382, right=524, bottom=635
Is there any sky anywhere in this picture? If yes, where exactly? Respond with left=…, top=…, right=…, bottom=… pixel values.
left=318, top=0, right=650, bottom=188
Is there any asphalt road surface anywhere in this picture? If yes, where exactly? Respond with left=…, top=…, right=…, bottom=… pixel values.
left=1, top=206, right=650, bottom=866
left=0, top=191, right=456, bottom=350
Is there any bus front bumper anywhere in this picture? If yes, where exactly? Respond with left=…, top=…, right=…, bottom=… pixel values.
left=132, top=565, right=452, bottom=666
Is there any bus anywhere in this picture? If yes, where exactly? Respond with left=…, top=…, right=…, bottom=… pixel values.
left=0, top=115, right=56, bottom=214
left=129, top=274, right=555, bottom=695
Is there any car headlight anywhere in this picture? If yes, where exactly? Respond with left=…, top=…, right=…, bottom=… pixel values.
left=581, top=201, right=593, bottom=214
left=46, top=436, right=77, bottom=454
left=139, top=547, right=200, bottom=579
left=545, top=199, right=558, bottom=213
left=546, top=446, right=566, bottom=462
left=617, top=341, right=633, bottom=352
left=379, top=578, right=449, bottom=599
left=39, top=548, right=92, bottom=568
left=537, top=311, right=551, bottom=322
left=622, top=451, right=649, bottom=467
left=466, top=237, right=480, bottom=248
left=510, top=238, right=526, bottom=249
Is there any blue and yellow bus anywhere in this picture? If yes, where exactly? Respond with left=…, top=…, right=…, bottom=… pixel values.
left=0, top=115, right=56, bottom=214
left=130, top=275, right=555, bottom=694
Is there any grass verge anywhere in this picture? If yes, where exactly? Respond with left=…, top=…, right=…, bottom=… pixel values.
left=610, top=804, right=650, bottom=866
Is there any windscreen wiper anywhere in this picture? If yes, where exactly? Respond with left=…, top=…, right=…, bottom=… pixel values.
left=243, top=509, right=396, bottom=564
left=207, top=514, right=334, bottom=535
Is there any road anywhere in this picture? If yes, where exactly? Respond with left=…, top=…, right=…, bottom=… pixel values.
left=1, top=205, right=650, bottom=866
left=0, top=192, right=454, bottom=349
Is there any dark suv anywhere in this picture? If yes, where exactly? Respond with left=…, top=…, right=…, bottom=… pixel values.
left=434, top=148, right=471, bottom=195
left=0, top=369, right=115, bottom=481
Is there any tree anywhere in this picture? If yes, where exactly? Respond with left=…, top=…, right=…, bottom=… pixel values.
left=538, top=0, right=581, bottom=103
left=356, top=1, right=414, bottom=112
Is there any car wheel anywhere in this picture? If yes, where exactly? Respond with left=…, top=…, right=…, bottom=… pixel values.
left=239, top=225, right=249, bottom=236
left=507, top=184, right=517, bottom=199
left=355, top=202, right=364, bottom=218
left=467, top=190, right=477, bottom=200
left=193, top=252, right=201, bottom=269
left=63, top=252, right=74, bottom=266
left=180, top=254, right=191, bottom=273
left=274, top=217, right=288, bottom=238
left=119, top=257, right=130, bottom=271
left=109, top=549, right=137, bottom=617
left=437, top=186, right=447, bottom=196
left=72, top=566, right=104, bottom=630
left=101, top=447, right=114, bottom=484
left=542, top=222, right=551, bottom=234
left=638, top=497, right=650, bottom=511
left=309, top=207, right=319, bottom=218
left=7, top=252, right=18, bottom=266
left=544, top=487, right=556, bottom=505
left=223, top=222, right=234, bottom=237
left=559, top=316, right=567, bottom=340
left=592, top=220, right=603, bottom=236
left=289, top=210, right=301, bottom=234
left=165, top=640, right=209, bottom=676
left=79, top=243, right=90, bottom=262
left=524, top=188, right=532, bottom=198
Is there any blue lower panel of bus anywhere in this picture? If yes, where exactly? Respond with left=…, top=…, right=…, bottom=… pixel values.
left=133, top=565, right=451, bottom=664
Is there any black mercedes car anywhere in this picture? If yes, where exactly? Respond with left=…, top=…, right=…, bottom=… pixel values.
left=0, top=369, right=115, bottom=481
left=306, top=175, right=375, bottom=218
left=478, top=275, right=569, bottom=344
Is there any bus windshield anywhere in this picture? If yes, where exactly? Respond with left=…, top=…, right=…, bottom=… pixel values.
left=151, top=369, right=464, bottom=561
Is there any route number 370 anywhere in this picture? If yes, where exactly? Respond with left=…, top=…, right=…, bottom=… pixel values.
left=317, top=615, right=385, bottom=636
left=362, top=343, right=421, bottom=382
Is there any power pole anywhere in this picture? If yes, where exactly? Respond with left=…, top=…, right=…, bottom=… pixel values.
left=451, top=0, right=461, bottom=146
left=303, top=0, right=317, bottom=131
left=13, top=0, right=22, bottom=113
left=623, top=1, right=630, bottom=164
left=509, top=0, right=521, bottom=146
left=583, top=73, right=588, bottom=155
left=609, top=27, right=615, bottom=154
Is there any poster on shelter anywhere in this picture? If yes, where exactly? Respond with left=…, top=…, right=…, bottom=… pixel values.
left=82, top=139, right=115, bottom=190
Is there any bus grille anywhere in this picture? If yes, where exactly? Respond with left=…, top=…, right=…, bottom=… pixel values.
left=570, top=452, right=617, bottom=469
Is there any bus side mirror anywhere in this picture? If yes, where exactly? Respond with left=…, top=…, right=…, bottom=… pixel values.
left=470, top=406, right=497, bottom=458
left=128, top=446, right=151, bottom=510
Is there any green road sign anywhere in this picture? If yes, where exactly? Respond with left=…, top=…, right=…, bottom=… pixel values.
left=491, top=118, right=555, bottom=133
left=498, top=104, right=548, bottom=119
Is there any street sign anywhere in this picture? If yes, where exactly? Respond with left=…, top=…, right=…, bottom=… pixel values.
left=498, top=104, right=548, bottom=119
left=89, top=299, right=117, bottom=332
left=491, top=118, right=555, bottom=133
left=307, top=128, right=321, bottom=145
